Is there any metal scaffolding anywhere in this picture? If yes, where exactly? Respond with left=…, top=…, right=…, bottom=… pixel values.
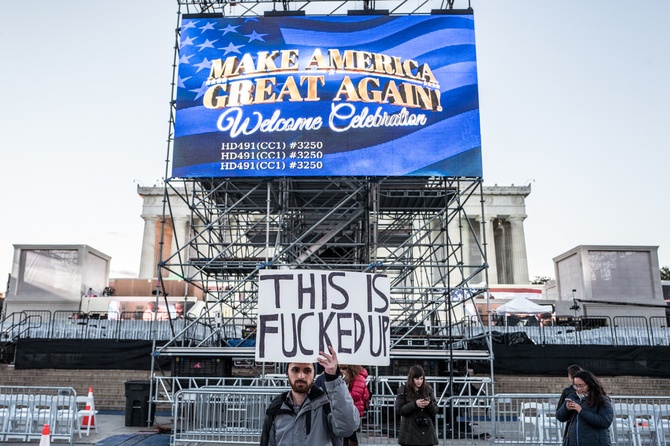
left=175, top=0, right=473, bottom=17
left=152, top=0, right=492, bottom=383
left=154, top=177, right=492, bottom=371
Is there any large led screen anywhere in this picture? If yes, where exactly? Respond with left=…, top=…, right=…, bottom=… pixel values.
left=172, top=14, right=482, bottom=178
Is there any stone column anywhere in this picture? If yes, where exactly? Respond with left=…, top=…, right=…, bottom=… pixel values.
left=170, top=216, right=190, bottom=258
left=484, top=216, right=499, bottom=284
left=497, top=222, right=509, bottom=283
left=171, top=216, right=191, bottom=277
left=139, top=215, right=158, bottom=278
left=462, top=217, right=473, bottom=272
left=508, top=216, right=530, bottom=284
left=430, top=218, right=447, bottom=288
left=446, top=215, right=463, bottom=284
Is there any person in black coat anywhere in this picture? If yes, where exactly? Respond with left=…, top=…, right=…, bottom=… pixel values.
left=556, top=370, right=613, bottom=446
left=556, top=364, right=583, bottom=439
left=395, top=365, right=438, bottom=446
left=557, top=364, right=583, bottom=409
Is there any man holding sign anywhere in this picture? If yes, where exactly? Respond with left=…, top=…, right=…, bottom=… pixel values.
left=260, top=346, right=360, bottom=446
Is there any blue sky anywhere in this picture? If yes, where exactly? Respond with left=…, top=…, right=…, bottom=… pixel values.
left=1, top=1, right=668, bottom=284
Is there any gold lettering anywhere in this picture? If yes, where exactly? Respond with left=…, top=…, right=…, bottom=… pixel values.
left=373, top=53, right=395, bottom=76
left=328, top=50, right=356, bottom=71
left=305, top=49, right=330, bottom=70
left=400, top=83, right=417, bottom=108
left=256, top=51, right=281, bottom=72
left=333, top=76, right=360, bottom=102
left=275, top=76, right=303, bottom=102
left=402, top=59, right=419, bottom=80
left=381, top=80, right=404, bottom=106
left=300, top=75, right=325, bottom=101
left=279, top=49, right=300, bottom=71
left=355, top=51, right=374, bottom=71
left=358, top=78, right=381, bottom=102
left=204, top=48, right=441, bottom=109
left=203, top=84, right=228, bottom=109
left=416, top=63, right=438, bottom=85
left=209, top=57, right=241, bottom=81
left=238, top=53, right=257, bottom=76
left=415, top=84, right=440, bottom=111
left=413, top=84, right=433, bottom=110
left=254, top=77, right=277, bottom=104
left=227, top=80, right=255, bottom=106
left=400, top=83, right=442, bottom=112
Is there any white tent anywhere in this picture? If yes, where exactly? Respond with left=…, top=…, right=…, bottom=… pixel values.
left=495, top=296, right=554, bottom=315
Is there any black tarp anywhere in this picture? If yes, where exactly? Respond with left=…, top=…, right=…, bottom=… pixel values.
left=14, top=339, right=170, bottom=370
left=468, top=331, right=534, bottom=349
left=471, top=344, right=670, bottom=377
left=13, top=339, right=670, bottom=377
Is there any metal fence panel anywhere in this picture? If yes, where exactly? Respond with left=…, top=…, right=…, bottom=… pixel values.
left=173, top=387, right=286, bottom=445
left=170, top=387, right=670, bottom=446
left=4, top=310, right=670, bottom=347
left=0, top=385, right=77, bottom=445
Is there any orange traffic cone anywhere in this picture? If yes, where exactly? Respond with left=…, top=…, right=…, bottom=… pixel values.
left=39, top=424, right=50, bottom=446
left=81, top=387, right=96, bottom=428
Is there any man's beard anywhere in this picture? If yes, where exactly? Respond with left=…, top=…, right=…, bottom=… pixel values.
left=290, top=378, right=313, bottom=394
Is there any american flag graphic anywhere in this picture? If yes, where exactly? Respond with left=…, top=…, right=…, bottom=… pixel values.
left=172, top=14, right=482, bottom=178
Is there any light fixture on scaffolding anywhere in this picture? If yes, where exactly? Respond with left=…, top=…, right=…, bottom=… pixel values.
left=431, top=0, right=473, bottom=14
left=348, top=0, right=388, bottom=16
left=266, top=0, right=305, bottom=16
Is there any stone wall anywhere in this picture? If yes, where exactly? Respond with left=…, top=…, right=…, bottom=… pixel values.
left=492, top=374, right=670, bottom=396
left=2, top=365, right=669, bottom=411
left=0, top=365, right=151, bottom=411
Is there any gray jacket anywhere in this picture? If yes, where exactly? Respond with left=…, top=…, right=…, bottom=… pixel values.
left=556, top=396, right=613, bottom=446
left=261, top=376, right=360, bottom=446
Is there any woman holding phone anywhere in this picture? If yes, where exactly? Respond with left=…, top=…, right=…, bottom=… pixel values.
left=395, top=365, right=438, bottom=446
left=556, top=370, right=614, bottom=445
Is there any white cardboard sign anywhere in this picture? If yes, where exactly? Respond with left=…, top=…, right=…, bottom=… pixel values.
left=255, top=269, right=391, bottom=365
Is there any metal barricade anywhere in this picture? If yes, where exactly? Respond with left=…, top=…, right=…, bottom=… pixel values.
left=172, top=386, right=287, bottom=445
left=488, top=394, right=670, bottom=446
left=170, top=386, right=670, bottom=445
left=152, top=375, right=289, bottom=406
left=360, top=379, right=494, bottom=445
left=360, top=392, right=559, bottom=445
left=0, top=385, right=77, bottom=445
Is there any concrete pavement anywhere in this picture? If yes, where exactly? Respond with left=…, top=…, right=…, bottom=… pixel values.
left=3, top=411, right=167, bottom=446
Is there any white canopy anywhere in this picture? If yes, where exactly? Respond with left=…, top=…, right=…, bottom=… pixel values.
left=495, top=296, right=554, bottom=315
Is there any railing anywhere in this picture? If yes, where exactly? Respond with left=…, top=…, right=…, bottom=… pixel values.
left=466, top=315, right=670, bottom=347
left=170, top=388, right=670, bottom=445
left=173, top=387, right=280, bottom=445
left=2, top=311, right=669, bottom=347
left=0, top=313, right=42, bottom=341
left=0, top=385, right=77, bottom=444
left=152, top=374, right=491, bottom=407
left=0, top=310, right=227, bottom=346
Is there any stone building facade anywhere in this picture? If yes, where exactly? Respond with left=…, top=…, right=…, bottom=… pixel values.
left=138, top=184, right=532, bottom=285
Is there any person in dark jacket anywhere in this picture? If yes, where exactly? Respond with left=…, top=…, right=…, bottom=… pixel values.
left=556, top=370, right=613, bottom=446
left=395, top=365, right=438, bottom=446
left=556, top=364, right=584, bottom=439
left=557, top=364, right=583, bottom=409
